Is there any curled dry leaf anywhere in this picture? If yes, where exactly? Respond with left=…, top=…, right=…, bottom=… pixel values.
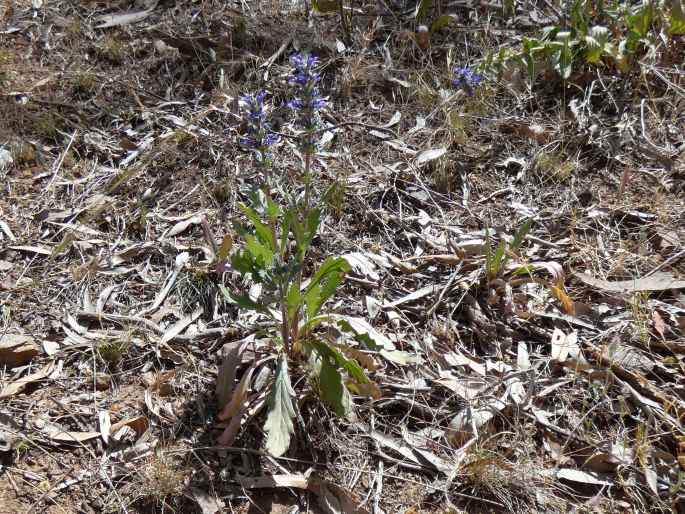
left=652, top=310, right=666, bottom=338
left=110, top=416, right=149, bottom=438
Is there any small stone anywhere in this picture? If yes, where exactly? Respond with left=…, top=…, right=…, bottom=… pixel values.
left=0, top=148, right=13, bottom=170
left=94, top=373, right=112, bottom=390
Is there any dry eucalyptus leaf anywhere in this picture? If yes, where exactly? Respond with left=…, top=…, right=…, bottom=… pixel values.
left=575, top=271, right=685, bottom=292
left=556, top=468, right=613, bottom=487
left=0, top=362, right=55, bottom=399
left=415, top=147, right=446, bottom=166
left=0, top=334, right=40, bottom=367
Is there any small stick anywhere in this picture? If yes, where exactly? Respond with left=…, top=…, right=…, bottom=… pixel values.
left=44, top=129, right=77, bottom=192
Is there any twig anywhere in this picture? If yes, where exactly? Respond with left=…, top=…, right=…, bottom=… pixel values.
left=44, top=129, right=77, bottom=192
left=645, top=248, right=685, bottom=277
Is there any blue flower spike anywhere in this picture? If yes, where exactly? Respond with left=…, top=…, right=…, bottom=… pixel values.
left=239, top=90, right=280, bottom=158
left=288, top=52, right=326, bottom=136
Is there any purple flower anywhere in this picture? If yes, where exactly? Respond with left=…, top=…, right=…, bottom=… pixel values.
left=452, top=66, right=483, bottom=95
left=288, top=52, right=327, bottom=124
left=239, top=91, right=279, bottom=155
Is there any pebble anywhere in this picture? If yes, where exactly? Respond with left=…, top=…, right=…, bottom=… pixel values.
left=0, top=148, right=13, bottom=170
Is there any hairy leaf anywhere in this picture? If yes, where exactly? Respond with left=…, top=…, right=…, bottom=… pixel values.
left=285, top=282, right=302, bottom=325
left=310, top=340, right=368, bottom=385
left=319, top=358, right=347, bottom=416
left=304, top=257, right=350, bottom=318
left=239, top=203, right=275, bottom=251
left=264, top=355, right=296, bottom=457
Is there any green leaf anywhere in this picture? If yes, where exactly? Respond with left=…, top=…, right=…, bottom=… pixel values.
left=584, top=25, right=610, bottom=64
left=245, top=235, right=274, bottom=268
left=553, top=32, right=574, bottom=79
left=510, top=218, right=534, bottom=252
left=430, top=15, right=452, bottom=33
left=285, top=282, right=302, bottom=325
left=239, top=203, right=275, bottom=251
left=265, top=196, right=280, bottom=220
left=312, top=0, right=341, bottom=13
left=310, top=340, right=368, bottom=385
left=230, top=250, right=254, bottom=275
left=264, top=355, right=296, bottom=457
left=219, top=284, right=273, bottom=316
left=415, top=0, right=432, bottom=22
left=670, top=0, right=685, bottom=35
left=303, top=207, right=321, bottom=253
left=304, top=257, right=350, bottom=318
left=487, top=239, right=506, bottom=280
left=319, top=358, right=348, bottom=416
left=333, top=315, right=395, bottom=351
left=626, top=4, right=653, bottom=38
left=216, top=235, right=233, bottom=263
left=280, top=208, right=293, bottom=253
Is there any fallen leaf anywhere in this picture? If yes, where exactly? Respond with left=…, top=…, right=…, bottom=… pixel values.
left=0, top=362, right=55, bottom=398
left=550, top=328, right=569, bottom=362
left=447, top=396, right=507, bottom=447
left=110, top=416, right=149, bottom=437
left=190, top=488, right=224, bottom=514
left=217, top=365, right=254, bottom=421
left=550, top=284, right=576, bottom=316
left=0, top=334, right=40, bottom=367
left=415, top=147, right=446, bottom=166
left=652, top=310, right=666, bottom=338
left=237, top=473, right=371, bottom=514
left=99, top=411, right=111, bottom=444
left=215, top=339, right=250, bottom=410
left=575, top=271, right=685, bottom=292
left=556, top=468, right=614, bottom=487
left=163, top=215, right=203, bottom=238
left=9, top=245, right=52, bottom=256
left=160, top=307, right=202, bottom=344
left=94, top=3, right=157, bottom=28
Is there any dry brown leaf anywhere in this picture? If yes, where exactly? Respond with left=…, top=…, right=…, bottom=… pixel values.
left=9, top=245, right=52, bottom=256
left=0, top=334, right=40, bottom=367
left=447, top=396, right=507, bottom=447
left=217, top=365, right=254, bottom=421
left=43, top=423, right=101, bottom=443
left=556, top=468, right=613, bottom=487
left=94, top=2, right=157, bottom=28
left=216, top=405, right=244, bottom=447
left=652, top=310, right=666, bottom=338
left=215, top=339, right=249, bottom=410
left=575, top=271, right=685, bottom=292
left=110, top=416, right=149, bottom=437
left=550, top=284, right=576, bottom=316
left=346, top=380, right=382, bottom=400
left=190, top=487, right=224, bottom=514
left=0, top=362, right=54, bottom=399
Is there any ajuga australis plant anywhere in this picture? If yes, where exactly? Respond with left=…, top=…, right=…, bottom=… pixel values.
left=219, top=52, right=378, bottom=457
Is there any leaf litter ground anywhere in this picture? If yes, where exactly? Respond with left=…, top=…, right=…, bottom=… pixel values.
left=1, top=1, right=684, bottom=513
